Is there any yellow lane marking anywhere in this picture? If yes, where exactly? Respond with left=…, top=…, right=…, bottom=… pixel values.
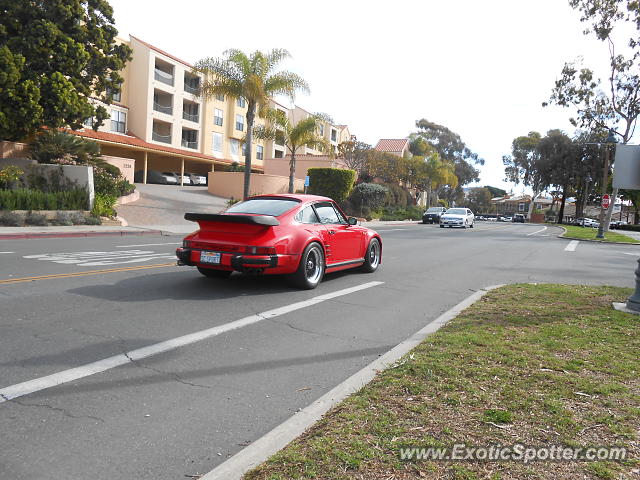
left=0, top=263, right=176, bottom=285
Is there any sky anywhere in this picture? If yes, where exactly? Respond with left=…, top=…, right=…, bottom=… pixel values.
left=107, top=0, right=614, bottom=193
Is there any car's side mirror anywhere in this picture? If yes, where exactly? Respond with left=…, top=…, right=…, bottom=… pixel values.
left=348, top=217, right=358, bottom=226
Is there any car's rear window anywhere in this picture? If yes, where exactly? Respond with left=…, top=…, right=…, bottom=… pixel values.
left=446, top=208, right=466, bottom=214
left=426, top=208, right=442, bottom=213
left=225, top=198, right=299, bottom=216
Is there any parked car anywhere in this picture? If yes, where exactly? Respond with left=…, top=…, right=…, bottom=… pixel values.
left=422, top=206, right=447, bottom=224
left=186, top=172, right=207, bottom=185
left=610, top=220, right=628, bottom=229
left=580, top=218, right=599, bottom=228
left=165, top=172, right=191, bottom=185
left=512, top=214, right=525, bottom=223
left=134, top=170, right=178, bottom=184
left=440, top=207, right=475, bottom=228
left=176, top=194, right=382, bottom=289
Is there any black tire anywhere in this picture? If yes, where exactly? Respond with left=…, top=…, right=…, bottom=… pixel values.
left=361, top=238, right=381, bottom=273
left=197, top=267, right=232, bottom=279
left=440, top=224, right=444, bottom=228
left=290, top=242, right=324, bottom=289
left=470, top=221, right=474, bottom=228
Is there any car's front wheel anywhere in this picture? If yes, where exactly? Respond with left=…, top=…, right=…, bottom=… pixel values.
left=290, top=242, right=324, bottom=289
left=361, top=238, right=381, bottom=273
left=197, top=267, right=232, bottom=279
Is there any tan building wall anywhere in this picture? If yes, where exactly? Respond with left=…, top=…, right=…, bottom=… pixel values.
left=208, top=171, right=304, bottom=199
left=102, top=155, right=135, bottom=184
left=263, top=156, right=348, bottom=180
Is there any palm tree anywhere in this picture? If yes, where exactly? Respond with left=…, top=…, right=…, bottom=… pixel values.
left=193, top=49, right=309, bottom=198
left=254, top=111, right=332, bottom=193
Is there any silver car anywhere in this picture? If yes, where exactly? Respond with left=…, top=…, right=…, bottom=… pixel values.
left=440, top=208, right=475, bottom=228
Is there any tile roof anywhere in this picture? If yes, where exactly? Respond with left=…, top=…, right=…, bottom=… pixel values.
left=375, top=139, right=409, bottom=152
left=69, top=128, right=250, bottom=167
left=130, top=35, right=193, bottom=68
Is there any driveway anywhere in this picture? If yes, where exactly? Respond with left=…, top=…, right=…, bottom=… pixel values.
left=117, top=184, right=228, bottom=233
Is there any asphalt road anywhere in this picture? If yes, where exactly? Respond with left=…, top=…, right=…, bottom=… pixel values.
left=0, top=222, right=637, bottom=479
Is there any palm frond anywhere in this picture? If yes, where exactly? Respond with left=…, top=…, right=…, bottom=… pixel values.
left=264, top=72, right=310, bottom=100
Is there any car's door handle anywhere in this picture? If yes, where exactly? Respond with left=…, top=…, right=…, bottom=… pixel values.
left=328, top=230, right=335, bottom=235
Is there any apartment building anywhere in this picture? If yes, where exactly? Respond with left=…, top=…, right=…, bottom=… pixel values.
left=71, top=35, right=355, bottom=190
left=72, top=35, right=266, bottom=184
left=374, top=139, right=411, bottom=157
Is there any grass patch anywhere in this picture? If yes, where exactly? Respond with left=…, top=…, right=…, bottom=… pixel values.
left=561, top=224, right=640, bottom=244
left=244, top=284, right=639, bottom=480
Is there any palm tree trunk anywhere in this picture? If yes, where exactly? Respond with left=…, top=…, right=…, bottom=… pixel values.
left=243, top=102, right=256, bottom=199
left=288, top=151, right=296, bottom=194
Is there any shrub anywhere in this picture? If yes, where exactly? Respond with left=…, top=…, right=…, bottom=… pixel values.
left=91, top=193, right=117, bottom=218
left=0, top=211, right=25, bottom=226
left=0, top=188, right=88, bottom=210
left=85, top=215, right=102, bottom=225
left=307, top=168, right=356, bottom=202
left=226, top=197, right=240, bottom=207
left=378, top=206, right=424, bottom=221
left=349, top=183, right=388, bottom=211
left=69, top=212, right=87, bottom=225
left=53, top=212, right=73, bottom=226
left=383, top=183, right=413, bottom=207
left=25, top=212, right=49, bottom=226
left=0, top=166, right=24, bottom=189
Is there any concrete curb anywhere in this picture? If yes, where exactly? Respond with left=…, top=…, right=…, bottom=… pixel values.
left=0, top=229, right=164, bottom=240
left=202, top=284, right=505, bottom=480
left=557, top=226, right=640, bottom=246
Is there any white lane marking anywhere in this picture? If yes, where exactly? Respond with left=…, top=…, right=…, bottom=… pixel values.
left=23, top=250, right=175, bottom=266
left=0, top=252, right=14, bottom=254
left=527, top=226, right=548, bottom=236
left=565, top=240, right=579, bottom=252
left=116, top=242, right=181, bottom=248
left=0, top=281, right=384, bottom=403
left=378, top=228, right=409, bottom=232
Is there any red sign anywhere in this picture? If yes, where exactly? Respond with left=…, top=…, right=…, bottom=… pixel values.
left=602, top=194, right=611, bottom=209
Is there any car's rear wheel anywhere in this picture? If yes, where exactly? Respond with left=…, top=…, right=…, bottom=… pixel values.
left=290, top=242, right=324, bottom=289
left=197, top=267, right=232, bottom=279
left=440, top=224, right=444, bottom=228
left=361, top=238, right=381, bottom=273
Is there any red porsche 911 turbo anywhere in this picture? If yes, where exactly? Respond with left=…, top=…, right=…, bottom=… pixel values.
left=175, top=194, right=382, bottom=289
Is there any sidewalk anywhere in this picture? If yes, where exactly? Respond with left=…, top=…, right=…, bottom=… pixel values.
left=0, top=225, right=166, bottom=240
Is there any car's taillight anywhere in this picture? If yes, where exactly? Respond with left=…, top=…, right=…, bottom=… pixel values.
left=245, top=246, right=276, bottom=255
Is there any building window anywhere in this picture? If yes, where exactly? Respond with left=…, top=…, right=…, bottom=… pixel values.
left=518, top=202, right=526, bottom=212
left=106, top=87, right=121, bottom=102
left=213, top=133, right=223, bottom=153
left=110, top=110, right=126, bottom=133
left=274, top=149, right=284, bottom=158
left=230, top=139, right=240, bottom=156
left=83, top=116, right=94, bottom=128
left=256, top=145, right=263, bottom=160
left=215, top=93, right=225, bottom=101
left=235, top=114, right=244, bottom=131
left=181, top=129, right=198, bottom=149
left=319, top=124, right=324, bottom=136
left=330, top=129, right=337, bottom=142
left=214, top=108, right=223, bottom=126
left=237, top=97, right=246, bottom=108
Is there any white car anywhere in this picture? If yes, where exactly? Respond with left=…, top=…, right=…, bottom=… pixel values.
left=186, top=172, right=207, bottom=185
left=440, top=208, right=475, bottom=228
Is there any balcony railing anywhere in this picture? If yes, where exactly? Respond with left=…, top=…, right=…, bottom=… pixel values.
left=184, top=83, right=199, bottom=95
left=152, top=131, right=171, bottom=143
left=183, top=111, right=199, bottom=123
left=181, top=139, right=198, bottom=149
left=153, top=101, right=172, bottom=115
left=154, top=68, right=174, bottom=86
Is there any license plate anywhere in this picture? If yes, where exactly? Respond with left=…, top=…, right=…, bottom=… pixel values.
left=200, top=251, right=221, bottom=264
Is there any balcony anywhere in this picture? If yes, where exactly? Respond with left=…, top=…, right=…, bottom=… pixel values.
left=153, top=101, right=172, bottom=115
left=152, top=131, right=171, bottom=144
left=154, top=68, right=174, bottom=86
left=181, top=139, right=198, bottom=149
left=183, top=111, right=199, bottom=123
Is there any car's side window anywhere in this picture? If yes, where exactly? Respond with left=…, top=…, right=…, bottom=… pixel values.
left=314, top=203, right=344, bottom=225
left=296, top=206, right=320, bottom=224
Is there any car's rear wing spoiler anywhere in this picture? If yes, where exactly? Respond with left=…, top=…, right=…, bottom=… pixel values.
left=184, top=213, right=280, bottom=226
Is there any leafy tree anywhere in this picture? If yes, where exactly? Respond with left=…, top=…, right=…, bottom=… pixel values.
left=194, top=49, right=308, bottom=198
left=484, top=185, right=507, bottom=197
left=29, top=130, right=101, bottom=165
left=337, top=139, right=371, bottom=176
left=411, top=119, right=484, bottom=203
left=503, top=131, right=543, bottom=218
left=466, top=187, right=493, bottom=214
left=537, top=130, right=578, bottom=224
left=0, top=1, right=131, bottom=140
left=254, top=111, right=332, bottom=193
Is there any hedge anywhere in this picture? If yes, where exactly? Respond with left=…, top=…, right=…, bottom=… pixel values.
left=617, top=224, right=640, bottom=232
left=307, top=168, right=356, bottom=203
left=0, top=188, right=89, bottom=211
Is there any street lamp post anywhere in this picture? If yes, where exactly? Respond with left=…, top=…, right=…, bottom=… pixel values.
left=596, top=130, right=618, bottom=239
